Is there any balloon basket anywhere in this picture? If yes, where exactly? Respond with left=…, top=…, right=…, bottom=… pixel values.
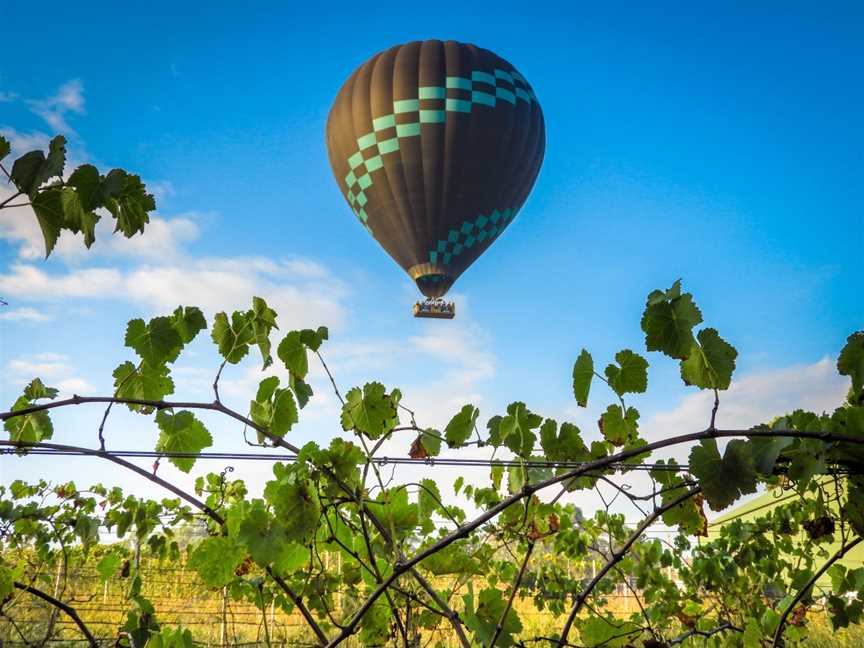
left=413, top=299, right=456, bottom=320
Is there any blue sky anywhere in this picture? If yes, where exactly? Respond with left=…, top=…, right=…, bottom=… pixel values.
left=0, top=2, right=861, bottom=509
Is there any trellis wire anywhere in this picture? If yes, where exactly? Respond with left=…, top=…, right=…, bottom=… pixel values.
left=3, top=447, right=856, bottom=474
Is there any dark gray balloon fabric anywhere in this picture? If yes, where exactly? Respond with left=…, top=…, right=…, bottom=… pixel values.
left=326, top=40, right=545, bottom=298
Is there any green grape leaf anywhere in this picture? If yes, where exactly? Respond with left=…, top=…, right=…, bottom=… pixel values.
left=845, top=479, right=864, bottom=537
left=495, top=402, right=542, bottom=458
left=462, top=585, right=522, bottom=647
left=680, top=327, right=737, bottom=390
left=264, top=467, right=320, bottom=542
left=340, top=382, right=399, bottom=439
left=0, top=135, right=9, bottom=161
left=422, top=540, right=484, bottom=576
left=10, top=150, right=46, bottom=195
left=367, top=488, right=418, bottom=539
left=641, top=280, right=703, bottom=359
left=154, top=410, right=213, bottom=472
left=4, top=379, right=57, bottom=443
left=290, top=374, right=314, bottom=408
left=490, top=461, right=505, bottom=490
left=143, top=627, right=194, bottom=648
left=39, top=135, right=66, bottom=185
left=96, top=553, right=122, bottom=581
left=0, top=564, right=14, bottom=601
left=839, top=332, right=864, bottom=394
left=604, top=349, right=649, bottom=395
left=188, top=536, right=245, bottom=588
left=749, top=434, right=794, bottom=475
left=249, top=377, right=298, bottom=439
left=249, top=296, right=278, bottom=368
left=359, top=602, right=391, bottom=646
left=125, top=317, right=183, bottom=367
left=67, top=164, right=102, bottom=211
left=277, top=330, right=308, bottom=378
left=650, top=460, right=707, bottom=535
left=689, top=438, right=758, bottom=510
left=4, top=396, right=53, bottom=443
left=788, top=438, right=828, bottom=482
left=409, top=429, right=442, bottom=458
left=30, top=187, right=64, bottom=257
left=234, top=500, right=282, bottom=565
left=300, top=326, right=329, bottom=351
left=578, top=615, right=641, bottom=647
left=539, top=419, right=589, bottom=462
left=599, top=405, right=639, bottom=446
left=59, top=186, right=99, bottom=247
left=572, top=349, right=594, bottom=406
left=211, top=311, right=253, bottom=364
left=23, top=378, right=59, bottom=401
left=417, top=478, right=443, bottom=521
left=444, top=404, right=479, bottom=448
left=113, top=361, right=174, bottom=413
left=171, top=306, right=207, bottom=344
left=102, top=170, right=154, bottom=237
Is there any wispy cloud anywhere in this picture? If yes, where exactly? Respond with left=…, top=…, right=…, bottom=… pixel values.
left=7, top=353, right=96, bottom=395
left=26, top=79, right=85, bottom=134
left=643, top=356, right=849, bottom=459
left=0, top=256, right=349, bottom=331
left=0, top=307, right=52, bottom=322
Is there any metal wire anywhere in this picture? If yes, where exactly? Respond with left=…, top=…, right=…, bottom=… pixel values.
left=2, top=447, right=692, bottom=471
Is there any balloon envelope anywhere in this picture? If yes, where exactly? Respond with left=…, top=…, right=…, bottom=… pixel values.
left=326, top=40, right=545, bottom=298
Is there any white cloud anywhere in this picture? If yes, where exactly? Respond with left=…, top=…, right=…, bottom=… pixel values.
left=0, top=179, right=203, bottom=262
left=7, top=354, right=96, bottom=395
left=9, top=358, right=72, bottom=378
left=0, top=256, right=348, bottom=330
left=0, top=128, right=50, bottom=155
left=27, top=79, right=85, bottom=133
left=56, top=377, right=97, bottom=394
left=643, top=357, right=849, bottom=460
left=0, top=91, right=17, bottom=102
left=0, top=307, right=51, bottom=322
left=33, top=352, right=68, bottom=362
left=0, top=264, right=124, bottom=299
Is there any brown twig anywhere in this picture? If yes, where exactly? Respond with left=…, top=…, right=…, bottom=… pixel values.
left=13, top=581, right=97, bottom=646
left=557, top=486, right=701, bottom=646
left=772, top=536, right=863, bottom=647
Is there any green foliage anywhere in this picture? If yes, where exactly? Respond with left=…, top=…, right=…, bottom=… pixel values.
left=572, top=348, right=594, bottom=406
left=488, top=402, right=543, bottom=458
left=680, top=327, right=737, bottom=390
left=462, top=585, right=523, bottom=646
left=689, top=438, right=758, bottom=510
left=641, top=280, right=703, bottom=360
left=577, top=615, right=641, bottom=646
left=210, top=298, right=278, bottom=369
left=340, top=382, right=400, bottom=439
left=839, top=332, right=864, bottom=396
left=249, top=376, right=298, bottom=440
left=650, top=460, right=706, bottom=535
left=604, top=349, right=649, bottom=396
left=599, top=404, right=640, bottom=446
left=4, top=276, right=864, bottom=648
left=126, top=317, right=185, bottom=367
left=113, top=361, right=174, bottom=412
left=444, top=404, right=479, bottom=447
left=155, top=410, right=213, bottom=472
left=0, top=135, right=156, bottom=256
left=4, top=378, right=58, bottom=443
left=187, top=536, right=245, bottom=588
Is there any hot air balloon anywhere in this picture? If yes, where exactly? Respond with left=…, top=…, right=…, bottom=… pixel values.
left=326, top=40, right=545, bottom=318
